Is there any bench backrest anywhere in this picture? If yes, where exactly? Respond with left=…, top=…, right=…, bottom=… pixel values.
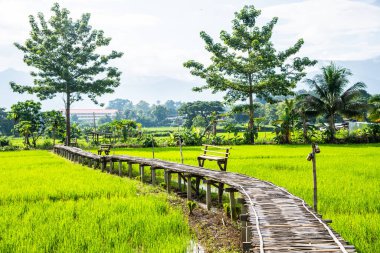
left=100, top=144, right=111, bottom=150
left=201, top=144, right=230, bottom=159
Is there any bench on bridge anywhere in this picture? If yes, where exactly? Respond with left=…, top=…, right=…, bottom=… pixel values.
left=197, top=144, right=230, bottom=171
left=98, top=144, right=112, bottom=156
left=70, top=138, right=78, bottom=147
left=196, top=144, right=230, bottom=203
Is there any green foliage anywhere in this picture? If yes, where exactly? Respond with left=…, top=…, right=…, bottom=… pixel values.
left=180, top=128, right=203, bottom=146
left=178, top=101, right=224, bottom=129
left=368, top=94, right=380, bottom=122
left=272, top=99, right=298, bottom=144
left=187, top=200, right=197, bottom=215
left=0, top=136, right=10, bottom=147
left=140, top=134, right=157, bottom=148
left=10, top=3, right=123, bottom=145
left=0, top=108, right=14, bottom=136
left=223, top=203, right=231, bottom=217
left=302, top=63, right=368, bottom=142
left=43, top=110, right=65, bottom=145
left=184, top=5, right=316, bottom=144
left=8, top=100, right=44, bottom=148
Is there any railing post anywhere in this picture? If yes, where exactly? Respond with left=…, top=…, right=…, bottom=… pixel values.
left=225, top=188, right=238, bottom=221
left=186, top=174, right=192, bottom=200
left=128, top=163, right=132, bottom=178
left=118, top=161, right=122, bottom=176
left=151, top=168, right=156, bottom=186
left=203, top=179, right=212, bottom=210
left=167, top=171, right=171, bottom=193
left=139, top=165, right=144, bottom=182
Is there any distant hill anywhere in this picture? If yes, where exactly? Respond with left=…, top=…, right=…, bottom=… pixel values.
left=0, top=57, right=379, bottom=110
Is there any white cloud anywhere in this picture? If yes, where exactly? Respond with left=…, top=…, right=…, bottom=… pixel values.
left=262, top=0, right=380, bottom=61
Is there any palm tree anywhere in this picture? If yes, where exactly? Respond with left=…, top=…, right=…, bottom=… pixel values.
left=303, top=63, right=367, bottom=142
left=368, top=94, right=380, bottom=122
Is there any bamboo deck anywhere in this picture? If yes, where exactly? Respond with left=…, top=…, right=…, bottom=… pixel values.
left=53, top=145, right=356, bottom=253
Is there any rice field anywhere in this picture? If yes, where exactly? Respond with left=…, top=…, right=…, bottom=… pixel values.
left=0, top=151, right=191, bottom=252
left=107, top=144, right=380, bottom=253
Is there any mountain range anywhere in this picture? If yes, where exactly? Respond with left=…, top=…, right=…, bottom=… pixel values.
left=0, top=58, right=379, bottom=110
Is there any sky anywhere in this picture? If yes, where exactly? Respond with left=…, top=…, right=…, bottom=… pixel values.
left=0, top=0, right=380, bottom=108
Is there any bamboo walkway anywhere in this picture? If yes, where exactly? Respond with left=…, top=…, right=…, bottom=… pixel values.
left=53, top=145, right=356, bottom=253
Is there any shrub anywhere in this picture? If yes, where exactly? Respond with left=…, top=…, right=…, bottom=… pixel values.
left=0, top=136, right=10, bottom=147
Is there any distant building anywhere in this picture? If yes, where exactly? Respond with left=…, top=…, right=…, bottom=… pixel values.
left=61, top=109, right=118, bottom=122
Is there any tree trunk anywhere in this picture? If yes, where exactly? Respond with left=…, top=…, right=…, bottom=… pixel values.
left=248, top=92, right=255, bottom=144
left=65, top=92, right=71, bottom=146
left=53, top=127, right=56, bottom=145
left=212, top=121, right=217, bottom=136
left=328, top=114, right=335, bottom=142
left=302, top=116, right=308, bottom=143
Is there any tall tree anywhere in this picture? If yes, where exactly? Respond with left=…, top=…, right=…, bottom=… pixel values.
left=184, top=5, right=316, bottom=143
left=303, top=63, right=367, bottom=142
left=107, top=99, right=133, bottom=112
left=178, top=101, right=224, bottom=128
left=43, top=110, right=65, bottom=145
left=152, top=105, right=169, bottom=125
left=10, top=3, right=123, bottom=145
left=0, top=108, right=14, bottom=136
left=7, top=100, right=44, bottom=147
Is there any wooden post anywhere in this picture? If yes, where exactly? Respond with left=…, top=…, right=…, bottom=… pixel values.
left=225, top=188, right=238, bottom=221
left=309, top=143, right=320, bottom=213
left=195, top=177, right=201, bottom=196
left=178, top=173, right=182, bottom=191
left=164, top=170, right=168, bottom=185
left=118, top=161, right=122, bottom=176
left=128, top=163, right=132, bottom=178
left=204, top=180, right=212, bottom=210
left=186, top=175, right=192, bottom=200
left=218, top=183, right=224, bottom=204
left=109, top=160, right=114, bottom=174
left=167, top=171, right=171, bottom=193
left=139, top=165, right=144, bottom=182
left=101, top=158, right=105, bottom=172
left=151, top=168, right=156, bottom=185
left=240, top=214, right=249, bottom=243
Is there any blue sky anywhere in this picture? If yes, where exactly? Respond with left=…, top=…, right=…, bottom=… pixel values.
left=0, top=0, right=379, bottom=108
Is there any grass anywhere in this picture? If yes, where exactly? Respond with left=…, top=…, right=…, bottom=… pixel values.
left=0, top=150, right=191, bottom=252
left=106, top=144, right=380, bottom=253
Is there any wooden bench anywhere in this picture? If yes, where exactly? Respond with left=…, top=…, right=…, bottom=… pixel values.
left=70, top=138, right=78, bottom=147
left=197, top=144, right=230, bottom=171
left=98, top=144, right=112, bottom=155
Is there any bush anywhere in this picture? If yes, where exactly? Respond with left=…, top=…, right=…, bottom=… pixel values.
left=39, top=139, right=53, bottom=150
left=140, top=135, right=158, bottom=148
left=0, top=136, right=10, bottom=147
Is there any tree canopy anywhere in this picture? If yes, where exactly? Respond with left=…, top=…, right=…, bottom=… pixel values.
left=302, top=63, right=368, bottom=142
left=178, top=101, right=224, bottom=128
left=184, top=5, right=316, bottom=143
left=10, top=3, right=123, bottom=145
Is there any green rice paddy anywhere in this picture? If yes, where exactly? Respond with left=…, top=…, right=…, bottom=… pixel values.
left=0, top=144, right=378, bottom=252
left=108, top=144, right=380, bottom=253
left=0, top=151, right=191, bottom=252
